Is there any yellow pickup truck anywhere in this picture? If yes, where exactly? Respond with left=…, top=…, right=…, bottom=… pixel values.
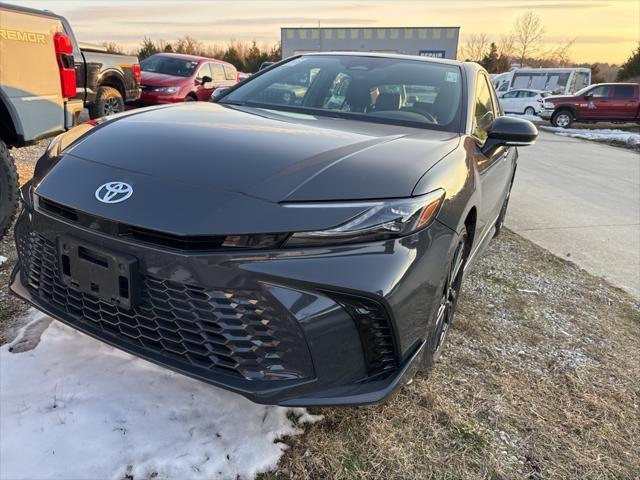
left=0, top=2, right=84, bottom=238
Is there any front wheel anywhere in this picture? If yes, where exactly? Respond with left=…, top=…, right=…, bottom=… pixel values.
left=422, top=226, right=470, bottom=370
left=551, top=110, right=573, bottom=128
left=0, top=140, right=19, bottom=239
left=89, top=86, right=124, bottom=119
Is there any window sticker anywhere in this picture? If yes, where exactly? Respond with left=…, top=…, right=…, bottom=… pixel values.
left=445, top=71, right=459, bottom=83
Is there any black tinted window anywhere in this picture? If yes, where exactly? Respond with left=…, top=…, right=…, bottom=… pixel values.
left=140, top=56, right=198, bottom=77
left=221, top=55, right=463, bottom=132
left=614, top=85, right=636, bottom=98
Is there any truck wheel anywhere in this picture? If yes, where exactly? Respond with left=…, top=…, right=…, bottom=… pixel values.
left=0, top=140, right=19, bottom=239
left=551, top=110, right=573, bottom=128
left=89, top=86, right=124, bottom=119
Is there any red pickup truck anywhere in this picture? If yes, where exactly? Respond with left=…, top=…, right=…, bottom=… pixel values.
left=540, top=83, right=640, bottom=128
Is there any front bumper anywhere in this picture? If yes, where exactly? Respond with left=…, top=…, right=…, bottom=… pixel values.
left=11, top=204, right=455, bottom=406
left=539, top=108, right=554, bottom=120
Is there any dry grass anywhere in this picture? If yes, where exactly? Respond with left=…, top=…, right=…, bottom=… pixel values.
left=263, top=230, right=640, bottom=480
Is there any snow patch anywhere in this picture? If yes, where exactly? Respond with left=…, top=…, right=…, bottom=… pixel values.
left=505, top=113, right=541, bottom=122
left=1, top=309, right=322, bottom=480
left=544, top=127, right=640, bottom=146
left=0, top=255, right=7, bottom=266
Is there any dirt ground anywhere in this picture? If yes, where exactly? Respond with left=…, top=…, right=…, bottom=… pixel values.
left=1, top=140, right=639, bottom=479
left=261, top=231, right=640, bottom=480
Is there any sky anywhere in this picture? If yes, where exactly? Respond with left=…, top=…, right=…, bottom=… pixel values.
left=10, top=0, right=640, bottom=64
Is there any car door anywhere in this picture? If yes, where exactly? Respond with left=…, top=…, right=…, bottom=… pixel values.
left=194, top=63, right=214, bottom=101
left=473, top=73, right=515, bottom=237
left=610, top=84, right=639, bottom=120
left=499, top=90, right=518, bottom=113
left=582, top=85, right=614, bottom=119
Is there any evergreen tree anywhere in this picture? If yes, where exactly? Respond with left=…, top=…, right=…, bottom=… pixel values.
left=223, top=46, right=244, bottom=71
left=616, top=44, right=640, bottom=81
left=137, top=36, right=158, bottom=61
left=480, top=43, right=500, bottom=72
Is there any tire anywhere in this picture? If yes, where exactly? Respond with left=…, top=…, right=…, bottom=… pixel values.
left=551, top=110, right=573, bottom=128
left=0, top=140, right=19, bottom=240
left=422, top=226, right=470, bottom=370
left=184, top=95, right=197, bottom=102
left=524, top=106, right=536, bottom=116
left=89, top=86, right=124, bottom=119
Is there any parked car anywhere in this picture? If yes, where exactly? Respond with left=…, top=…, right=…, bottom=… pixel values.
left=540, top=83, right=640, bottom=128
left=11, top=53, right=537, bottom=406
left=259, top=61, right=275, bottom=71
left=75, top=42, right=141, bottom=119
left=136, top=53, right=237, bottom=105
left=0, top=2, right=83, bottom=238
left=498, top=89, right=551, bottom=115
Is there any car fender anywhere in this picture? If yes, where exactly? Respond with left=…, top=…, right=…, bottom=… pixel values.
left=412, top=137, right=479, bottom=237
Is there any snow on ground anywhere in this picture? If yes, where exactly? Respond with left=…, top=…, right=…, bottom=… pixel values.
left=1, top=309, right=322, bottom=480
left=505, top=113, right=542, bottom=122
left=544, top=127, right=640, bottom=146
left=0, top=255, right=7, bottom=266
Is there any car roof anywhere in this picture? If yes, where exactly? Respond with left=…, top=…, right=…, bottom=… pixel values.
left=151, top=52, right=230, bottom=65
left=299, top=51, right=469, bottom=68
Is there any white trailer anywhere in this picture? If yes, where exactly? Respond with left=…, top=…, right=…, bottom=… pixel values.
left=492, top=67, right=591, bottom=95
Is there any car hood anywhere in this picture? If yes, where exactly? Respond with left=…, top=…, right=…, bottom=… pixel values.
left=140, top=71, right=189, bottom=86
left=544, top=94, right=576, bottom=102
left=35, top=103, right=460, bottom=235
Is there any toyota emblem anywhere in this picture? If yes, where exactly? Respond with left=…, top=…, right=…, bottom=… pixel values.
left=95, top=182, right=133, bottom=204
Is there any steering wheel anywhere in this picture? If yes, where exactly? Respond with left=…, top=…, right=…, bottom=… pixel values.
left=401, top=108, right=437, bottom=124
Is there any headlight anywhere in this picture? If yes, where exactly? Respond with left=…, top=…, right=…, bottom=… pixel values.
left=543, top=101, right=554, bottom=109
left=152, top=86, right=178, bottom=93
left=285, top=189, right=445, bottom=246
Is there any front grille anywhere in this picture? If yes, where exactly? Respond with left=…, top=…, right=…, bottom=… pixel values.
left=327, top=291, right=397, bottom=378
left=16, top=229, right=310, bottom=382
left=37, top=197, right=288, bottom=251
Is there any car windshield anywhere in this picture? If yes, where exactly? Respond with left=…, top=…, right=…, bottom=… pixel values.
left=140, top=56, right=198, bottom=77
left=219, top=55, right=463, bottom=132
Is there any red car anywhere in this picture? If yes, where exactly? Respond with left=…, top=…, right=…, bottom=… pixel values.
left=540, top=83, right=640, bottom=128
left=137, top=53, right=238, bottom=105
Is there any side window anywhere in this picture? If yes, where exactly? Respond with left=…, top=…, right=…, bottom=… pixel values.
left=223, top=64, right=237, bottom=81
left=196, top=63, right=212, bottom=80
left=502, top=91, right=517, bottom=99
left=473, top=74, right=496, bottom=142
left=590, top=86, right=611, bottom=98
left=614, top=85, right=635, bottom=98
left=516, top=91, right=529, bottom=98
left=210, top=63, right=226, bottom=82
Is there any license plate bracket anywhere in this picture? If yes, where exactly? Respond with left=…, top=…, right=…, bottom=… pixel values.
left=57, top=235, right=139, bottom=309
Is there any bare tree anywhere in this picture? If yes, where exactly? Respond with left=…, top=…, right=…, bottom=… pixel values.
left=512, top=12, right=545, bottom=66
left=101, top=41, right=123, bottom=54
left=460, top=33, right=490, bottom=62
left=497, top=33, right=516, bottom=60
left=545, top=39, right=575, bottom=67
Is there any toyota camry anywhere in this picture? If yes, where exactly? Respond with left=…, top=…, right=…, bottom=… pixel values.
left=11, top=53, right=537, bottom=406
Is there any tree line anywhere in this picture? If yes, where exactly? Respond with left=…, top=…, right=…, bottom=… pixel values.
left=102, top=37, right=281, bottom=73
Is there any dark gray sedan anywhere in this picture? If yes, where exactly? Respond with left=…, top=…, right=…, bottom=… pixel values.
left=11, top=53, right=537, bottom=406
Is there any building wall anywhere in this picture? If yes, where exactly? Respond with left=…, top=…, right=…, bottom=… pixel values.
left=281, top=27, right=460, bottom=59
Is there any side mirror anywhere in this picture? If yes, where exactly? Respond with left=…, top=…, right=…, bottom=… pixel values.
left=210, top=87, right=229, bottom=102
left=584, top=93, right=593, bottom=100
left=482, top=116, right=538, bottom=155
left=199, top=75, right=212, bottom=85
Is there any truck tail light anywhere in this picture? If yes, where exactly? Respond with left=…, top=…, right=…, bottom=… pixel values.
left=53, top=32, right=76, bottom=99
left=132, top=64, right=141, bottom=84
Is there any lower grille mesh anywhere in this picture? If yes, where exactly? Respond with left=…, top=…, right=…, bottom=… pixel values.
left=16, top=229, right=310, bottom=381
